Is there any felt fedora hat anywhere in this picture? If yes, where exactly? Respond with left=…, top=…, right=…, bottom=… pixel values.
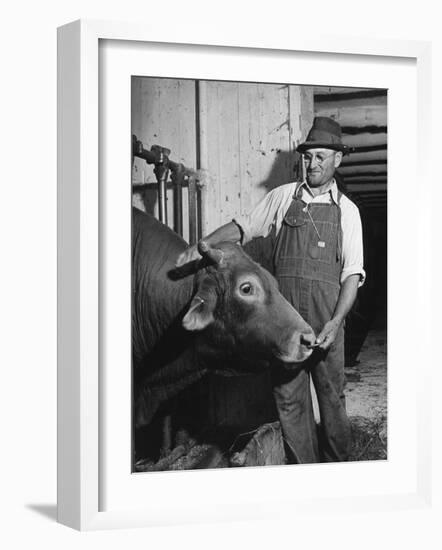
left=297, top=116, right=351, bottom=155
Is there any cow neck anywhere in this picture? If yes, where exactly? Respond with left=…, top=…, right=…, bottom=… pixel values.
left=169, top=262, right=207, bottom=318
left=166, top=267, right=195, bottom=320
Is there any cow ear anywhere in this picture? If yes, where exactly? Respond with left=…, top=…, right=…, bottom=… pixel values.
left=182, top=295, right=215, bottom=331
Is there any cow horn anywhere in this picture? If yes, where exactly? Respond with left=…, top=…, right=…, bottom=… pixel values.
left=198, top=240, right=224, bottom=265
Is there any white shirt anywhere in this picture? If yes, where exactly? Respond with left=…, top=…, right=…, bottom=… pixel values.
left=235, top=180, right=366, bottom=286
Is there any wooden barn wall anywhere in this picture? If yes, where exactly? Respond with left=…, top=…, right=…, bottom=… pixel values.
left=131, top=77, right=314, bottom=437
left=131, top=77, right=197, bottom=242
left=199, top=81, right=314, bottom=235
left=200, top=82, right=313, bottom=434
left=132, top=77, right=314, bottom=247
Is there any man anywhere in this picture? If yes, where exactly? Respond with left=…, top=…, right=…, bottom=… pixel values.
left=176, top=117, right=365, bottom=463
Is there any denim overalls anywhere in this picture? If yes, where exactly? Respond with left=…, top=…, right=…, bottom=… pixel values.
left=272, top=184, right=352, bottom=463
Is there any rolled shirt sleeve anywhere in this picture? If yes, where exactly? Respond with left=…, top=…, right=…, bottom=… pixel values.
left=340, top=196, right=366, bottom=286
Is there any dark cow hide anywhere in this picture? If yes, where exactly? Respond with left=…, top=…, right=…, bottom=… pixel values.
left=132, top=207, right=314, bottom=431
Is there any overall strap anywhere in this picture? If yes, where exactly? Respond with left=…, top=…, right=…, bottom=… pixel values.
left=336, top=190, right=343, bottom=264
left=294, top=181, right=304, bottom=201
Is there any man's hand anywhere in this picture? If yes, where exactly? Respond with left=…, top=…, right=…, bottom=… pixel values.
left=175, top=244, right=201, bottom=267
left=314, top=274, right=360, bottom=351
left=315, top=318, right=342, bottom=350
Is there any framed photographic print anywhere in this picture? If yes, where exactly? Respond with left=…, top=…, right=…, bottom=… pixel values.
left=57, top=19, right=432, bottom=530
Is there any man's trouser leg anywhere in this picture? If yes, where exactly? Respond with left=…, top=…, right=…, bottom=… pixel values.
left=272, top=365, right=320, bottom=464
left=310, top=328, right=352, bottom=462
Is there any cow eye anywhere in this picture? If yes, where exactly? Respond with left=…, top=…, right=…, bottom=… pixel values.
left=239, top=282, right=253, bottom=296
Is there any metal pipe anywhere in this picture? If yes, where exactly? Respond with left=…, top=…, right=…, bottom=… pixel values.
left=153, top=158, right=169, bottom=225
left=133, top=135, right=187, bottom=173
left=149, top=144, right=171, bottom=225
left=188, top=174, right=197, bottom=245
left=300, top=153, right=306, bottom=183
left=133, top=134, right=197, bottom=184
left=196, top=81, right=209, bottom=237
left=197, top=185, right=202, bottom=241
left=172, top=163, right=184, bottom=236
left=133, top=135, right=204, bottom=243
left=132, top=135, right=160, bottom=165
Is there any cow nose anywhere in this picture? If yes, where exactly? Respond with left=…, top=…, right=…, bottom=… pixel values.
left=300, top=330, right=316, bottom=348
left=278, top=329, right=315, bottom=364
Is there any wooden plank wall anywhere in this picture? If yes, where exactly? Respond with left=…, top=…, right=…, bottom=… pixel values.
left=131, top=77, right=196, bottom=242
left=132, top=77, right=314, bottom=246
left=198, top=81, right=314, bottom=433
left=131, top=77, right=314, bottom=437
left=199, top=81, right=314, bottom=235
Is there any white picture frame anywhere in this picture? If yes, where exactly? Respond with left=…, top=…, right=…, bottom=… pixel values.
left=57, top=19, right=432, bottom=531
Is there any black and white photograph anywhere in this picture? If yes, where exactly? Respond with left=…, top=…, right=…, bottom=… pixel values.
left=131, top=78, right=388, bottom=472
left=3, top=0, right=438, bottom=542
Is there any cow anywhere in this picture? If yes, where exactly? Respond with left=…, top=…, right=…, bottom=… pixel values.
left=132, top=207, right=315, bottom=437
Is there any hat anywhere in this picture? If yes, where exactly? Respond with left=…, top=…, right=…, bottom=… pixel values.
left=297, top=116, right=351, bottom=155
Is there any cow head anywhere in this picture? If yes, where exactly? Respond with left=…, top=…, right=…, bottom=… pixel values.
left=181, top=241, right=315, bottom=367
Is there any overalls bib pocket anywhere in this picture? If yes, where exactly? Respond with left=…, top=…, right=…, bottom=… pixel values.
left=277, top=213, right=307, bottom=261
left=283, top=211, right=307, bottom=228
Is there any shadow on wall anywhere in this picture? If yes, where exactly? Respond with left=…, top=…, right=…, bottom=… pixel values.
left=255, top=149, right=300, bottom=193
left=244, top=150, right=299, bottom=273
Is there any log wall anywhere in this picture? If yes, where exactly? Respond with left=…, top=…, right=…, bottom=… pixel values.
left=314, top=86, right=388, bottom=209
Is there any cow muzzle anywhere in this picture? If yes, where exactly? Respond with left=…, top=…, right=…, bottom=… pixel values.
left=277, top=329, right=316, bottom=364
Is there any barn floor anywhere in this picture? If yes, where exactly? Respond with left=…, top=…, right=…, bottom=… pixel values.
left=346, top=328, right=387, bottom=420
left=345, top=326, right=387, bottom=461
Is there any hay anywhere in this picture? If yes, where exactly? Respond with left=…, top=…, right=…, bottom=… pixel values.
left=135, top=414, right=387, bottom=471
left=349, top=414, right=387, bottom=461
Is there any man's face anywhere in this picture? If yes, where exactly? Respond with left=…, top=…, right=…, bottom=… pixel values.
left=304, top=148, right=342, bottom=188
